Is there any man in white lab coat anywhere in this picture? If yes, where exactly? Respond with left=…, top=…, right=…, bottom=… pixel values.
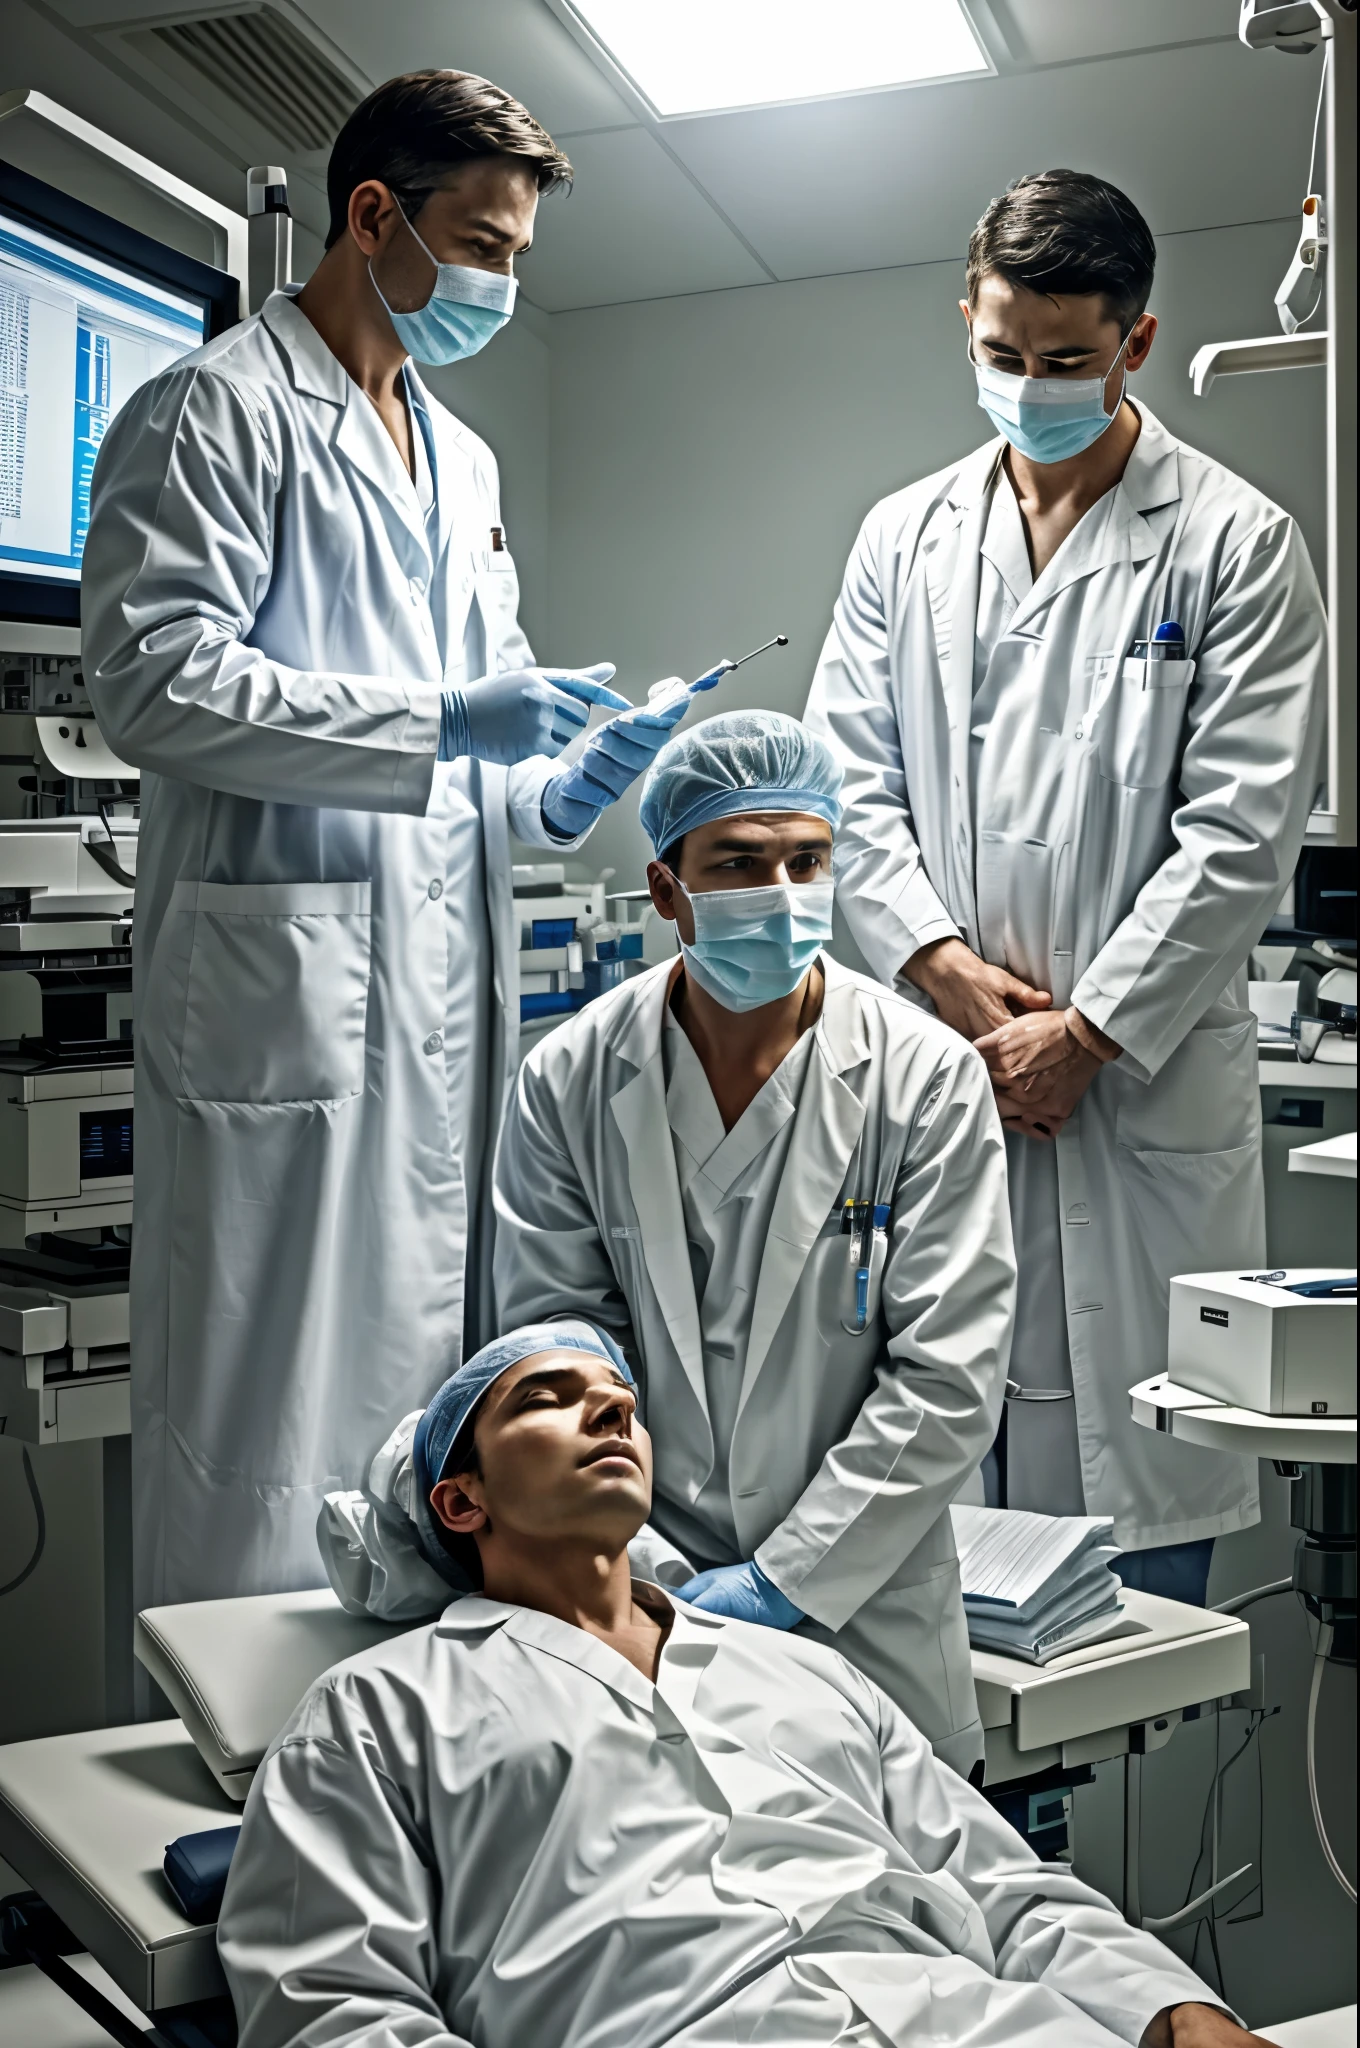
left=81, top=71, right=686, bottom=1610
left=805, top=170, right=1327, bottom=1599
left=220, top=1321, right=1270, bottom=2048
left=493, top=712, right=1015, bottom=1775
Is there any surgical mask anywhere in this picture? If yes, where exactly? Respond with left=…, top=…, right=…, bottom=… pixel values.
left=370, top=198, right=517, bottom=365
left=970, top=328, right=1133, bottom=465
left=674, top=876, right=834, bottom=1013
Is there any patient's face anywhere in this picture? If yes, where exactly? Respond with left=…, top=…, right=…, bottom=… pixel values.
left=431, top=1351, right=652, bottom=1550
left=648, top=810, right=833, bottom=945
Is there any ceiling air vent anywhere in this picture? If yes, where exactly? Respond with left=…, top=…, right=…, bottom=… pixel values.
left=142, top=7, right=362, bottom=153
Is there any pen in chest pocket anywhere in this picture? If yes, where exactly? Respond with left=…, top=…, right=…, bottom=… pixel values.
left=841, top=1199, right=891, bottom=1332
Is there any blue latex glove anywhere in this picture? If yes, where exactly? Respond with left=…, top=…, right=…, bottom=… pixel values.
left=541, top=680, right=690, bottom=838
left=439, top=664, right=627, bottom=767
left=673, top=1560, right=804, bottom=1630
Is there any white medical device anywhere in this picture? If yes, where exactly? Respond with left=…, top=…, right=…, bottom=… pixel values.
left=1169, top=1269, right=1357, bottom=1416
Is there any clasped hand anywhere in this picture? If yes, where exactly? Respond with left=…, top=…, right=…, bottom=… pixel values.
left=905, top=938, right=1116, bottom=1139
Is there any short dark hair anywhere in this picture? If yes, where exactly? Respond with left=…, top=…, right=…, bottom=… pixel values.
left=325, top=69, right=573, bottom=249
left=966, top=170, right=1156, bottom=332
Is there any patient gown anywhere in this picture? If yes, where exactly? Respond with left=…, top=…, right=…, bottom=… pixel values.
left=218, top=1593, right=1223, bottom=2048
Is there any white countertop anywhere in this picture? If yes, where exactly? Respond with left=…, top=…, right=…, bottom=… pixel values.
left=1288, top=1130, right=1358, bottom=1179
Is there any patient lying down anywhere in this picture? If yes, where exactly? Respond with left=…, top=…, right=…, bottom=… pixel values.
left=219, top=1325, right=1270, bottom=2048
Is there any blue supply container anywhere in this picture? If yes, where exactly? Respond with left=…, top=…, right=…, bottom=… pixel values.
left=520, top=990, right=584, bottom=1021
left=531, top=918, right=577, bottom=949
left=584, top=959, right=627, bottom=1000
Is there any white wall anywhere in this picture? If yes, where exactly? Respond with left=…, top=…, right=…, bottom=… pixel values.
left=544, top=216, right=1326, bottom=897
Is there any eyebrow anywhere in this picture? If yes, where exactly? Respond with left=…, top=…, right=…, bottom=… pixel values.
left=978, top=336, right=1100, bottom=362
left=507, top=1362, right=631, bottom=1398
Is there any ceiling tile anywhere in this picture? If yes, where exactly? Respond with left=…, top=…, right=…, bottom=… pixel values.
left=515, top=127, right=768, bottom=310
left=662, top=37, right=1322, bottom=281
left=291, top=0, right=634, bottom=134
left=993, top=0, right=1241, bottom=66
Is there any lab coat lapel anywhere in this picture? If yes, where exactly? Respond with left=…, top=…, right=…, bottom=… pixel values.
left=412, top=369, right=463, bottom=571
left=735, top=968, right=869, bottom=1423
left=929, top=443, right=1002, bottom=939
left=1004, top=405, right=1176, bottom=640
left=609, top=977, right=709, bottom=1420
left=261, top=291, right=433, bottom=564
left=334, top=390, right=433, bottom=564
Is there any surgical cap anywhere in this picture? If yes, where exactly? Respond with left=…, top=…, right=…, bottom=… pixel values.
left=637, top=710, right=843, bottom=857
left=412, top=1321, right=634, bottom=1503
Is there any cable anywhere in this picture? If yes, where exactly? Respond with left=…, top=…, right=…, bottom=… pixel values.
left=1305, top=43, right=1328, bottom=196
left=0, top=1446, right=46, bottom=1597
left=1306, top=1624, right=1357, bottom=1904
left=1213, top=1577, right=1292, bottom=1616
left=1179, top=1704, right=1275, bottom=1996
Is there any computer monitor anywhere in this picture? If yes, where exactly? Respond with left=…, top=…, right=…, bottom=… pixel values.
left=0, top=160, right=238, bottom=627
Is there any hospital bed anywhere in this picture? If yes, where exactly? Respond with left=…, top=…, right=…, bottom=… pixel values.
left=0, top=1583, right=1331, bottom=2048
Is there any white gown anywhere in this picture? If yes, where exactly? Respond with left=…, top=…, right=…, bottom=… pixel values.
left=218, top=1591, right=1227, bottom=2048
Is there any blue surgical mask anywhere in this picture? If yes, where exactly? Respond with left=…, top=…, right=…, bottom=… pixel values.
left=675, top=876, right=834, bottom=1013
left=370, top=199, right=517, bottom=365
left=970, top=329, right=1133, bottom=465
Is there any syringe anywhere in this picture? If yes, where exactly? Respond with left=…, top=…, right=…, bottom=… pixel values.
left=647, top=634, right=789, bottom=715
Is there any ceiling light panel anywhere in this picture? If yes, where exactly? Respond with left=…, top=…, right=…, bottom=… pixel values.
left=565, top=0, right=990, bottom=118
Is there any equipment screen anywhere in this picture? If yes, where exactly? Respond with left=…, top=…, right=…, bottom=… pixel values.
left=1, top=205, right=207, bottom=587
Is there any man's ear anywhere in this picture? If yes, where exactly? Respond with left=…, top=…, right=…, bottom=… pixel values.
left=430, top=1476, right=488, bottom=1535
left=647, top=860, right=678, bottom=925
left=1125, top=311, right=1157, bottom=375
left=346, top=178, right=397, bottom=258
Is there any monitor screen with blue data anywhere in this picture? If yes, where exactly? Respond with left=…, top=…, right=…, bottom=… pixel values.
left=0, top=160, right=237, bottom=627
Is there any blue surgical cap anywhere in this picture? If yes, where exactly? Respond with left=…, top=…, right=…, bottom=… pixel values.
left=412, top=1321, right=634, bottom=1506
left=637, top=710, right=843, bottom=857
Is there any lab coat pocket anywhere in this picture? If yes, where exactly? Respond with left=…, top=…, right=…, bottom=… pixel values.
left=1114, top=1015, right=1258, bottom=1154
left=1096, top=657, right=1194, bottom=791
left=836, top=1223, right=888, bottom=1336
left=178, top=880, right=373, bottom=1104
left=1115, top=1140, right=1264, bottom=1290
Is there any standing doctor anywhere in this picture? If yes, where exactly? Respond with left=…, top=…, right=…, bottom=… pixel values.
left=82, top=70, right=686, bottom=1610
left=807, top=170, right=1326, bottom=1599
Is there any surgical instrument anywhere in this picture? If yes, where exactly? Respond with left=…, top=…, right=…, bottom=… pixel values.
left=647, top=634, right=789, bottom=715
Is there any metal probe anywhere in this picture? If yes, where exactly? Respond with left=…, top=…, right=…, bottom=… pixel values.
left=692, top=633, right=789, bottom=690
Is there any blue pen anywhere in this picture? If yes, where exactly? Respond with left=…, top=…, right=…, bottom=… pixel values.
left=1130, top=618, right=1186, bottom=662
left=845, top=1202, right=892, bottom=1332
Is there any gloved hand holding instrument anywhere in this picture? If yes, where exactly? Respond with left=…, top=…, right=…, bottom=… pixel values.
left=439, top=663, right=629, bottom=766
left=541, top=635, right=789, bottom=838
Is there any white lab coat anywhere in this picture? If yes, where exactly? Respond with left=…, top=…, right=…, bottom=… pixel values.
left=805, top=405, right=1326, bottom=1549
left=218, top=1593, right=1224, bottom=2048
left=493, top=957, right=1015, bottom=1772
left=81, top=290, right=572, bottom=1608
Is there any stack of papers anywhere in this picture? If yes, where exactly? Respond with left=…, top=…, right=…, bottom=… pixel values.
left=951, top=1504, right=1126, bottom=1665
